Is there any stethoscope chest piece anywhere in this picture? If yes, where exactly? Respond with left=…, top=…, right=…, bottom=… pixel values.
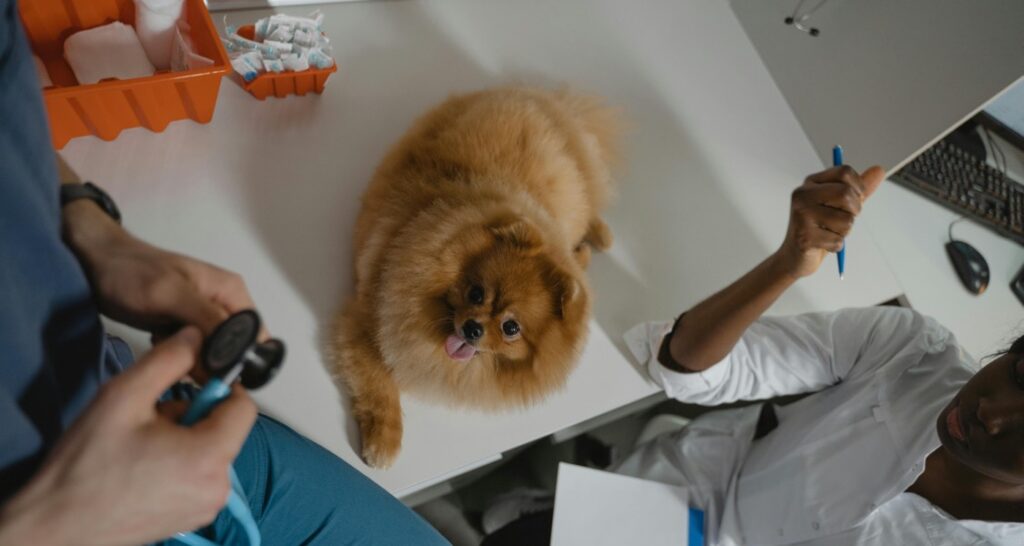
left=202, top=310, right=285, bottom=390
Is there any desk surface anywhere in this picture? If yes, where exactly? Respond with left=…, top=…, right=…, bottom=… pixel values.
left=63, top=0, right=905, bottom=496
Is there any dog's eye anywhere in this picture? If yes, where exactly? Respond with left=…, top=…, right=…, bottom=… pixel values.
left=502, top=320, right=520, bottom=337
left=468, top=286, right=485, bottom=305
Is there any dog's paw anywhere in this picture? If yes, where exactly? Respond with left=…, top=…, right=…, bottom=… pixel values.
left=573, top=242, right=593, bottom=268
left=359, top=416, right=403, bottom=469
left=586, top=218, right=613, bottom=251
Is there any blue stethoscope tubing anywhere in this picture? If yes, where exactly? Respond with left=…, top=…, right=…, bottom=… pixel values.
left=171, top=378, right=261, bottom=546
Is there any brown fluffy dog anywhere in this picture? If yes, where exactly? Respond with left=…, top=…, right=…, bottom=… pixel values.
left=330, top=87, right=618, bottom=468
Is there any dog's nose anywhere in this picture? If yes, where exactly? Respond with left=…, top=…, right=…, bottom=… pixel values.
left=462, top=320, right=484, bottom=342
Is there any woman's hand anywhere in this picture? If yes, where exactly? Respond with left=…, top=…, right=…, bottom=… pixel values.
left=0, top=328, right=258, bottom=546
left=773, top=165, right=886, bottom=279
left=62, top=200, right=263, bottom=338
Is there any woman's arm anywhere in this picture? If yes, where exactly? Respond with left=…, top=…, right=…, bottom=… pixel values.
left=665, top=165, right=886, bottom=372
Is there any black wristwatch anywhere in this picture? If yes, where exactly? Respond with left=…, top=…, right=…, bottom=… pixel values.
left=60, top=182, right=121, bottom=223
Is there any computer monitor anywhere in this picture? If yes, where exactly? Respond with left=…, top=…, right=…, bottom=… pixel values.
left=979, top=78, right=1024, bottom=154
left=888, top=78, right=1024, bottom=246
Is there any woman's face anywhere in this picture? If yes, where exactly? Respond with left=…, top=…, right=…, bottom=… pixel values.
left=938, top=352, right=1024, bottom=484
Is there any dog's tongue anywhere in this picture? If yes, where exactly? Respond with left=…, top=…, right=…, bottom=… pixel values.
left=445, top=334, right=477, bottom=362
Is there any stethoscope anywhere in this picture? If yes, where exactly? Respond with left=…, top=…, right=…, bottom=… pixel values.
left=784, top=0, right=831, bottom=37
left=172, top=310, right=285, bottom=546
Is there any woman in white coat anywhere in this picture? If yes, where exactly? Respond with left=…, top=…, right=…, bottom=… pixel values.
left=621, top=164, right=1024, bottom=545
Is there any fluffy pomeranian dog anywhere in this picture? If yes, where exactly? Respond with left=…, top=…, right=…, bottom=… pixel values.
left=330, top=87, right=618, bottom=468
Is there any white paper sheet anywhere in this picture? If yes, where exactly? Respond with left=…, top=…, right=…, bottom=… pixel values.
left=552, top=463, right=697, bottom=546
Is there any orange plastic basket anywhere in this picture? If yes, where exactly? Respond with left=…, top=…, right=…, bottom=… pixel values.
left=233, top=25, right=337, bottom=100
left=19, top=0, right=231, bottom=149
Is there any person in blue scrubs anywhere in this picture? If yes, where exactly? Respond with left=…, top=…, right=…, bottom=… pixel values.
left=0, top=1, right=447, bottom=544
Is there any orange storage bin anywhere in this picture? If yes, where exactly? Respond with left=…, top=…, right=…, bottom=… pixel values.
left=233, top=25, right=337, bottom=100
left=19, top=0, right=231, bottom=149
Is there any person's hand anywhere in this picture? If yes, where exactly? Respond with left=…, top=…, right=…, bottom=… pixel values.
left=0, top=328, right=258, bottom=546
left=62, top=200, right=263, bottom=338
left=773, top=165, right=886, bottom=278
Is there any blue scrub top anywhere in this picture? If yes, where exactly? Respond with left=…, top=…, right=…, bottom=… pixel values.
left=0, top=0, right=125, bottom=503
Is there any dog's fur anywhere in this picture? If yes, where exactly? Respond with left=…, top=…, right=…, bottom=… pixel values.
left=330, top=87, right=618, bottom=468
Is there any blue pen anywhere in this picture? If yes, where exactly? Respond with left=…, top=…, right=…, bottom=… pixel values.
left=833, top=145, right=845, bottom=279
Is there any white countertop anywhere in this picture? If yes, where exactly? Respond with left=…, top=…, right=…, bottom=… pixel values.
left=63, top=0, right=907, bottom=496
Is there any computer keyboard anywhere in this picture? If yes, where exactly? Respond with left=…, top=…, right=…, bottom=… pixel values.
left=892, top=139, right=1024, bottom=245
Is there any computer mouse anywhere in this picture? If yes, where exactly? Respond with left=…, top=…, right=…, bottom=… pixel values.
left=945, top=240, right=990, bottom=295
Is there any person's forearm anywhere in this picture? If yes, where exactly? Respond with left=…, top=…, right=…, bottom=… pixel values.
left=62, top=199, right=128, bottom=263
left=57, top=155, right=131, bottom=267
left=667, top=252, right=796, bottom=372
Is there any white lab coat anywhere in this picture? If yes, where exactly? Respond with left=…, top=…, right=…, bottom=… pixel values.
left=620, top=307, right=1024, bottom=545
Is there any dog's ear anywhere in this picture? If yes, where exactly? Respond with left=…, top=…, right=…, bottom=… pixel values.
left=488, top=216, right=543, bottom=254
left=550, top=270, right=588, bottom=321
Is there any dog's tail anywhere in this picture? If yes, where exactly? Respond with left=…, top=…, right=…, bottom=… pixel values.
left=555, top=89, right=623, bottom=171
left=544, top=87, right=623, bottom=214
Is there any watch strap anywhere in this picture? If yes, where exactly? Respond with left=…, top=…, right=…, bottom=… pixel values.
left=60, top=181, right=122, bottom=223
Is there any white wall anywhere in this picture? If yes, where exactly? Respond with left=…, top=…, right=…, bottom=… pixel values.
left=730, top=0, right=1024, bottom=171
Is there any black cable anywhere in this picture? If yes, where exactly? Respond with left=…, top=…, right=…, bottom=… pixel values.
left=983, top=126, right=1008, bottom=179
left=992, top=129, right=1006, bottom=175
left=982, top=127, right=997, bottom=173
left=948, top=216, right=968, bottom=243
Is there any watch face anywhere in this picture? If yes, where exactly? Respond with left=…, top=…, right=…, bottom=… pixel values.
left=203, top=310, right=261, bottom=377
